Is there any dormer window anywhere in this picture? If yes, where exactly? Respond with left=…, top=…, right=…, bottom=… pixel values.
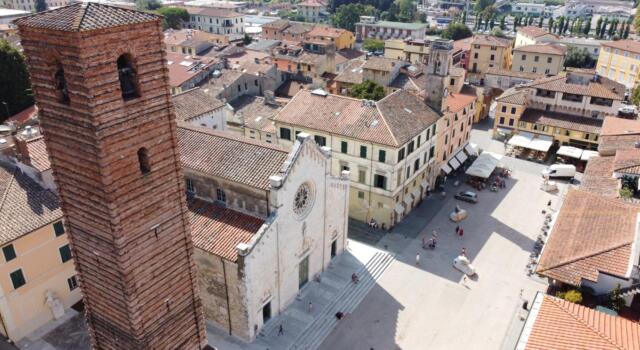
left=54, top=64, right=70, bottom=105
left=117, top=54, right=140, bottom=101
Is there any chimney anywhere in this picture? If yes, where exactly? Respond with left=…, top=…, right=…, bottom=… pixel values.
left=13, top=135, right=31, bottom=166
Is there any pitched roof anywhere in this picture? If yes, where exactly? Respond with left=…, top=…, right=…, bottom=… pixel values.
left=363, top=57, right=404, bottom=72
left=275, top=89, right=439, bottom=147
left=359, top=21, right=427, bottom=31
left=581, top=156, right=619, bottom=198
left=471, top=34, right=512, bottom=48
left=306, top=26, right=347, bottom=38
left=602, top=39, right=640, bottom=55
left=262, top=19, right=289, bottom=30
left=183, top=6, right=242, bottom=18
left=177, top=124, right=288, bottom=190
left=520, top=109, right=603, bottom=134
left=495, top=87, right=528, bottom=105
left=230, top=95, right=282, bottom=133
left=13, top=3, right=159, bottom=32
left=166, top=52, right=218, bottom=87
left=25, top=137, right=51, bottom=172
left=444, top=91, right=477, bottom=113
left=517, top=26, right=558, bottom=39
left=335, top=59, right=365, bottom=84
left=536, top=189, right=639, bottom=285
left=513, top=43, right=567, bottom=56
left=526, top=75, right=624, bottom=100
left=188, top=198, right=264, bottom=261
left=298, top=0, right=327, bottom=7
left=598, top=117, right=640, bottom=155
left=0, top=163, right=62, bottom=245
left=6, top=105, right=38, bottom=127
left=614, top=148, right=640, bottom=175
left=520, top=293, right=640, bottom=350
left=486, top=67, right=544, bottom=80
left=172, top=88, right=225, bottom=122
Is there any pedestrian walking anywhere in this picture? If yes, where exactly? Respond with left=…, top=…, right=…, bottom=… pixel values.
left=416, top=252, right=420, bottom=266
left=547, top=200, right=552, bottom=207
left=461, top=247, right=467, bottom=256
left=458, top=227, right=464, bottom=238
left=455, top=225, right=460, bottom=235
left=277, top=324, right=284, bottom=336
left=308, top=302, right=314, bottom=313
left=462, top=275, right=468, bottom=285
left=432, top=230, right=438, bottom=239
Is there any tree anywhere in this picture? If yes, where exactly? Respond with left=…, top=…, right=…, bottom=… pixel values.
left=601, top=18, right=609, bottom=38
left=242, top=33, right=253, bottom=46
left=513, top=16, right=519, bottom=31
left=156, top=7, right=189, bottom=30
left=557, top=16, right=564, bottom=34
left=442, top=22, right=473, bottom=40
left=608, top=19, right=617, bottom=38
left=491, top=27, right=506, bottom=38
left=562, top=18, right=569, bottom=34
left=0, top=40, right=33, bottom=123
left=395, top=0, right=415, bottom=22
left=595, top=17, right=603, bottom=37
left=618, top=20, right=626, bottom=38
left=583, top=18, right=591, bottom=36
left=474, top=0, right=494, bottom=14
left=35, top=0, right=47, bottom=12
left=499, top=16, right=505, bottom=30
left=489, top=16, right=495, bottom=29
left=624, top=22, right=630, bottom=39
left=609, top=284, right=626, bottom=312
left=564, top=46, right=595, bottom=68
left=135, top=0, right=161, bottom=10
left=349, top=80, right=385, bottom=101
left=538, top=16, right=543, bottom=28
left=528, top=16, right=534, bottom=26
left=362, top=38, right=384, bottom=52
left=332, top=3, right=376, bottom=32
left=548, top=17, right=554, bottom=32
left=462, top=11, right=467, bottom=24
left=556, top=290, right=583, bottom=304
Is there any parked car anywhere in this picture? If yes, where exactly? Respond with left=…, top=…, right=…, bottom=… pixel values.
left=454, top=191, right=478, bottom=203
left=541, top=164, right=576, bottom=180
left=453, top=255, right=477, bottom=276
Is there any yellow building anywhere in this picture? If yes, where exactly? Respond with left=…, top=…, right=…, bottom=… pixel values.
left=273, top=89, right=440, bottom=228
left=305, top=26, right=355, bottom=50
left=163, top=28, right=228, bottom=56
left=511, top=43, right=567, bottom=76
left=596, top=39, right=640, bottom=89
left=384, top=38, right=430, bottom=64
left=468, top=34, right=513, bottom=85
left=0, top=162, right=82, bottom=342
left=514, top=26, right=560, bottom=48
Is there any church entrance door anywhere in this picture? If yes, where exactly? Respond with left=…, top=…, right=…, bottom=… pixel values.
left=299, top=256, right=309, bottom=289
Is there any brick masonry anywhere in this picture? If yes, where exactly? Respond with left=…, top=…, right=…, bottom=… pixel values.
left=17, top=14, right=207, bottom=350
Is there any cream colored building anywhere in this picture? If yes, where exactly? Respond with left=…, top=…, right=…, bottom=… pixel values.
left=596, top=39, right=640, bottom=89
left=384, top=38, right=432, bottom=64
left=514, top=26, right=560, bottom=48
left=274, top=89, right=440, bottom=228
left=468, top=34, right=513, bottom=85
left=511, top=43, right=567, bottom=76
left=0, top=157, right=81, bottom=342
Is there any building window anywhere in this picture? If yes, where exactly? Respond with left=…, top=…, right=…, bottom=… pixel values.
left=407, top=141, right=415, bottom=154
left=186, top=178, right=195, bottom=193
left=216, top=189, right=227, bottom=203
left=398, top=148, right=405, bottom=161
left=532, top=67, right=537, bottom=73
left=117, top=54, right=140, bottom=101
left=280, top=127, right=291, bottom=140
left=358, top=170, right=366, bottom=183
left=314, top=135, right=326, bottom=146
left=417, top=135, right=421, bottom=147
left=490, top=54, right=495, bottom=61
left=340, top=141, right=348, bottom=153
left=501, top=105, right=506, bottom=113
left=357, top=191, right=365, bottom=199
left=547, top=57, right=552, bottom=63
left=373, top=174, right=387, bottom=189
left=54, top=64, right=70, bottom=104
left=137, top=148, right=151, bottom=174
left=67, top=275, right=78, bottom=291
left=521, top=54, right=526, bottom=60
left=429, top=146, right=435, bottom=159
left=10, top=269, right=26, bottom=290
left=511, top=107, right=516, bottom=114
left=59, top=244, right=72, bottom=263
left=499, top=116, right=505, bottom=124
left=53, top=221, right=65, bottom=236
left=509, top=119, right=514, bottom=126
left=414, top=159, right=420, bottom=172
left=405, top=167, right=411, bottom=179
left=2, top=245, right=16, bottom=262
left=360, top=145, right=367, bottom=158
left=378, top=150, right=386, bottom=163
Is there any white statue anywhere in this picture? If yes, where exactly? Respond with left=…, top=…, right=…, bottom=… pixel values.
left=45, top=290, right=65, bottom=319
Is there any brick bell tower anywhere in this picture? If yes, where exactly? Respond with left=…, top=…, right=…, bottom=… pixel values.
left=15, top=4, right=207, bottom=349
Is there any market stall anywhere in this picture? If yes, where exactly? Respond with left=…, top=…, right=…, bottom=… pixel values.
left=465, top=152, right=503, bottom=179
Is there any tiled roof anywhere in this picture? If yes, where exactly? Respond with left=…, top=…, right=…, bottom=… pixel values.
left=358, top=21, right=427, bottom=31
left=298, top=0, right=326, bottom=7
left=230, top=95, right=282, bottom=133
left=14, top=3, right=159, bottom=32
left=188, top=198, right=264, bottom=261
left=283, top=23, right=314, bottom=35
left=172, top=88, right=225, bottom=122
left=601, top=116, right=640, bottom=136
left=335, top=59, right=365, bottom=84
left=614, top=149, right=640, bottom=175
left=6, top=105, right=37, bottom=127
left=602, top=39, right=640, bottom=55
left=486, top=67, right=544, bottom=80
left=177, top=124, right=288, bottom=190
left=362, top=57, right=404, bottom=72
left=306, top=26, right=347, bottom=38
left=25, top=137, right=51, bottom=172
left=527, top=75, right=624, bottom=100
left=520, top=109, right=603, bottom=134
left=275, top=89, right=439, bottom=147
left=444, top=91, right=476, bottom=113
left=517, top=26, right=558, bottom=39
left=166, top=52, right=218, bottom=87
left=262, top=19, right=289, bottom=30
left=0, top=163, right=62, bottom=245
left=536, top=189, right=639, bottom=285
left=184, top=6, right=242, bottom=18
left=471, top=34, right=512, bottom=48
left=581, top=156, right=619, bottom=198
left=521, top=293, right=640, bottom=350
left=453, top=36, right=473, bottom=52
left=513, top=43, right=567, bottom=55
left=495, top=87, right=528, bottom=105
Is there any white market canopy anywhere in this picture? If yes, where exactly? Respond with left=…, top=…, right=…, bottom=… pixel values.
left=449, top=157, right=461, bottom=170
left=528, top=135, right=553, bottom=152
left=557, top=146, right=583, bottom=159
left=581, top=150, right=600, bottom=161
left=465, top=143, right=478, bottom=156
left=508, top=132, right=534, bottom=148
left=441, top=163, right=453, bottom=174
left=455, top=151, right=468, bottom=164
left=465, top=151, right=504, bottom=179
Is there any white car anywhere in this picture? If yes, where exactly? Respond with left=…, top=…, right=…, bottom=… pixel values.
left=453, top=255, right=477, bottom=276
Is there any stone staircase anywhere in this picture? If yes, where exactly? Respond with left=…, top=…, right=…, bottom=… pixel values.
left=289, top=251, right=394, bottom=350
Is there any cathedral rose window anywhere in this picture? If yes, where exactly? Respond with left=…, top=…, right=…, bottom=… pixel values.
left=293, top=183, right=314, bottom=219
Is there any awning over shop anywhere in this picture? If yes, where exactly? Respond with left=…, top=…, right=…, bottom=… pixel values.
left=420, top=180, right=429, bottom=189
left=449, top=157, right=461, bottom=170
left=465, top=151, right=503, bottom=179
left=395, top=203, right=405, bottom=214
left=412, top=189, right=421, bottom=198
left=441, top=163, right=452, bottom=174
left=403, top=195, right=413, bottom=205
left=557, top=146, right=583, bottom=159
left=508, top=132, right=534, bottom=148
left=495, top=127, right=511, bottom=136
left=455, top=151, right=468, bottom=164
left=581, top=150, right=599, bottom=161
left=528, top=135, right=553, bottom=152
left=465, top=143, right=478, bottom=156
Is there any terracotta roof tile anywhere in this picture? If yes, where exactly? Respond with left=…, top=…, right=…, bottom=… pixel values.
left=495, top=87, right=527, bottom=105
left=177, top=124, right=288, bottom=190
left=536, top=189, right=639, bottom=285
left=6, top=105, right=37, bottom=127
left=527, top=75, right=624, bottom=100
left=172, top=88, right=225, bottom=122
left=520, top=109, right=603, bottom=134
left=522, top=293, right=640, bottom=350
left=166, top=52, right=218, bottom=88
left=602, top=39, right=640, bottom=55
left=513, top=43, right=567, bottom=55
left=230, top=95, right=282, bottom=133
left=25, top=137, right=51, bottom=172
left=335, top=59, right=365, bottom=84
left=188, top=198, right=264, bottom=261
left=0, top=163, right=62, bottom=245
left=183, top=6, right=242, bottom=18
left=613, top=149, right=640, bottom=175
left=581, top=156, right=619, bottom=198
left=14, top=3, right=159, bottom=32
left=486, top=67, right=544, bottom=80
left=601, top=117, right=640, bottom=136
left=362, top=57, right=404, bottom=72
left=444, top=91, right=476, bottom=113
left=306, top=26, right=348, bottom=38
left=263, top=19, right=290, bottom=30
left=517, top=26, right=559, bottom=39
left=471, top=34, right=512, bottom=48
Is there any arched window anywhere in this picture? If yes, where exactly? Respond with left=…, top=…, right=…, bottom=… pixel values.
left=137, top=148, right=150, bottom=174
left=54, top=64, right=70, bottom=104
left=117, top=54, right=140, bottom=101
